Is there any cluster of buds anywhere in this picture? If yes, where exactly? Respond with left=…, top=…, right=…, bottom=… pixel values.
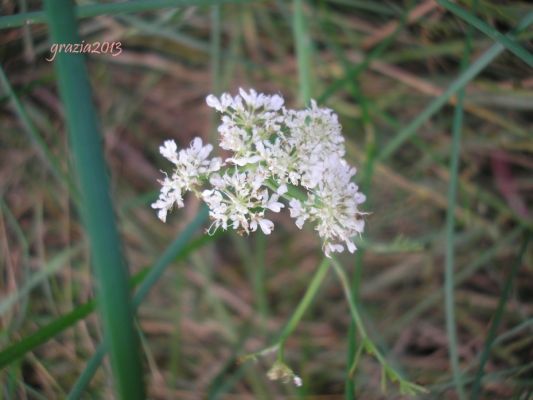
left=152, top=89, right=366, bottom=257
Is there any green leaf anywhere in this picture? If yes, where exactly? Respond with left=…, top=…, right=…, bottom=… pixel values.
left=43, top=1, right=145, bottom=397
left=0, top=0, right=258, bottom=29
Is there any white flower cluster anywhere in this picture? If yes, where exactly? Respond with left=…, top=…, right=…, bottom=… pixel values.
left=152, top=88, right=366, bottom=257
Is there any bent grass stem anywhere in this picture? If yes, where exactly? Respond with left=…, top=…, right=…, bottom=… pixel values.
left=241, top=255, right=426, bottom=396
left=330, top=257, right=427, bottom=396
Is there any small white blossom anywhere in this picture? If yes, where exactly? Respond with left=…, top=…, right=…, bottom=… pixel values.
left=288, top=199, right=308, bottom=229
left=159, top=140, right=178, bottom=164
left=151, top=137, right=221, bottom=222
left=201, top=169, right=282, bottom=236
left=291, top=154, right=366, bottom=257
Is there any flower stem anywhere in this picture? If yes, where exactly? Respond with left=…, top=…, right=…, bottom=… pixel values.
left=277, top=257, right=330, bottom=360
left=330, top=256, right=426, bottom=395
left=238, top=257, right=330, bottom=366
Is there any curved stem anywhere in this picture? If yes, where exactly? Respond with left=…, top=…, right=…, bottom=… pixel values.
left=239, top=257, right=331, bottom=366
left=276, top=258, right=330, bottom=359
left=331, top=256, right=426, bottom=395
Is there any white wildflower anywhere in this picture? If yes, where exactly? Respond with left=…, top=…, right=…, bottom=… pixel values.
left=153, top=89, right=366, bottom=257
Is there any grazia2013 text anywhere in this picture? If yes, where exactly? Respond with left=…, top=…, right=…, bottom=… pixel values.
left=46, top=41, right=122, bottom=62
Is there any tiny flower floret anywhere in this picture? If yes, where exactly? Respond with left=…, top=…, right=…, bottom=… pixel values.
left=267, top=360, right=303, bottom=387
left=151, top=138, right=221, bottom=222
left=152, top=88, right=366, bottom=256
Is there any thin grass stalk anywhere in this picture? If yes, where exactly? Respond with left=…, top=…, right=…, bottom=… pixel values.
left=346, top=250, right=363, bottom=398
left=67, top=208, right=209, bottom=398
left=316, top=22, right=376, bottom=393
left=210, top=4, right=222, bottom=95
left=444, top=2, right=476, bottom=394
left=0, top=66, right=79, bottom=205
left=254, top=234, right=269, bottom=330
left=330, top=257, right=426, bottom=395
left=277, top=258, right=330, bottom=360
left=0, top=213, right=212, bottom=372
left=471, top=233, right=530, bottom=399
left=132, top=207, right=209, bottom=307
left=0, top=0, right=256, bottom=29
left=209, top=3, right=222, bottom=144
left=378, top=11, right=533, bottom=161
left=67, top=345, right=107, bottom=400
left=293, top=0, right=312, bottom=104
left=436, top=0, right=533, bottom=67
left=391, top=227, right=522, bottom=336
left=42, top=1, right=144, bottom=398
left=316, top=5, right=407, bottom=396
left=318, top=0, right=415, bottom=103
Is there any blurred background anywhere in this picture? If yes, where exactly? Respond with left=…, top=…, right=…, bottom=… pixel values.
left=1, top=0, right=532, bottom=398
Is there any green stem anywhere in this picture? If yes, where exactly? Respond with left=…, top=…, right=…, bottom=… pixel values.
left=254, top=233, right=269, bottom=330
left=43, top=1, right=144, bottom=398
left=471, top=233, right=530, bottom=399
left=330, top=257, right=426, bottom=396
left=67, top=208, right=210, bottom=398
left=436, top=0, right=533, bottom=67
left=445, top=3, right=476, bottom=397
left=293, top=0, right=312, bottom=105
left=330, top=259, right=368, bottom=341
left=277, top=258, right=330, bottom=360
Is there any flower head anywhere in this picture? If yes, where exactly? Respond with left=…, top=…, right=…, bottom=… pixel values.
left=153, top=88, right=366, bottom=256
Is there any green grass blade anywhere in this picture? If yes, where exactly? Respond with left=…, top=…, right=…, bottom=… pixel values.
left=0, top=301, right=96, bottom=370
left=132, top=207, right=209, bottom=307
left=115, top=14, right=209, bottom=52
left=436, top=0, right=533, bottom=67
left=0, top=268, right=145, bottom=370
left=43, top=1, right=144, bottom=398
left=317, top=5, right=406, bottom=396
left=444, top=3, right=476, bottom=394
left=0, top=0, right=257, bottom=29
left=66, top=345, right=107, bottom=400
left=471, top=233, right=530, bottom=399
left=67, top=208, right=211, bottom=398
left=276, top=258, right=330, bottom=352
left=391, top=228, right=522, bottom=337
left=378, top=11, right=533, bottom=161
left=317, top=1, right=414, bottom=104
left=293, top=0, right=312, bottom=104
left=0, top=66, right=79, bottom=205
left=209, top=3, right=222, bottom=143
left=0, top=245, right=81, bottom=317
left=210, top=4, right=222, bottom=95
left=254, top=233, right=269, bottom=329
left=0, top=219, right=214, bottom=371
